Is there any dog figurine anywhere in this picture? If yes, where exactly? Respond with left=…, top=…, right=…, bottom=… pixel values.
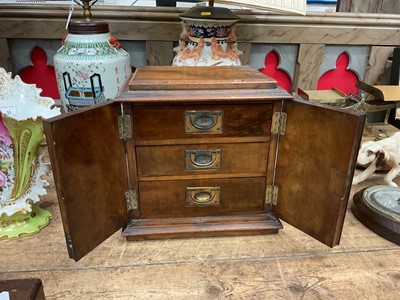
left=353, top=132, right=400, bottom=187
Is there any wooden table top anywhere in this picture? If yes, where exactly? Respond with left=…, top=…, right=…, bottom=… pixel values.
left=0, top=172, right=399, bottom=299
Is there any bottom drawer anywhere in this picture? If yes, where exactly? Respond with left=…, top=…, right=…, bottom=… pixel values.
left=139, top=178, right=266, bottom=218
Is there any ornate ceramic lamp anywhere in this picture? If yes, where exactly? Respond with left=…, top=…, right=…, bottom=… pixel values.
left=54, top=0, right=131, bottom=112
left=172, top=0, right=307, bottom=66
left=0, top=68, right=61, bottom=240
left=173, top=1, right=242, bottom=66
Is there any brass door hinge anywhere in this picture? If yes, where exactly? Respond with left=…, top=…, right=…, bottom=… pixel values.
left=125, top=189, right=138, bottom=211
left=271, top=112, right=287, bottom=135
left=118, top=115, right=132, bottom=139
left=65, top=234, right=75, bottom=259
left=265, top=185, right=279, bottom=206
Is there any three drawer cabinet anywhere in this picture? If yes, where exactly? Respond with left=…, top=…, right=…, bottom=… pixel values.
left=44, top=66, right=365, bottom=261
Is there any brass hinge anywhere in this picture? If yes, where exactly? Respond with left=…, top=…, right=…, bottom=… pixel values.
left=265, top=185, right=279, bottom=206
left=118, top=115, right=132, bottom=139
left=125, top=189, right=138, bottom=211
left=65, top=234, right=75, bottom=259
left=271, top=112, right=287, bottom=135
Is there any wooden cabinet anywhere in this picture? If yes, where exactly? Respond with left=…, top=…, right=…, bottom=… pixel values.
left=0, top=278, right=45, bottom=299
left=44, top=66, right=365, bottom=261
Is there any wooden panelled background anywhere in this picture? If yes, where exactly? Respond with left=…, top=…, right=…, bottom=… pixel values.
left=0, top=5, right=400, bottom=94
left=338, top=0, right=400, bottom=14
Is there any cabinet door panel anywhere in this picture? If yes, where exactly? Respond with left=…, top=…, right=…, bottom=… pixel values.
left=43, top=102, right=128, bottom=261
left=276, top=99, right=365, bottom=247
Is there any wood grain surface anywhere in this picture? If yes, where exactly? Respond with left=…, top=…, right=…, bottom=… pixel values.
left=363, top=46, right=395, bottom=86
left=295, top=44, right=325, bottom=90
left=146, top=41, right=174, bottom=66
left=0, top=39, right=11, bottom=72
left=338, top=0, right=400, bottom=14
left=0, top=172, right=399, bottom=299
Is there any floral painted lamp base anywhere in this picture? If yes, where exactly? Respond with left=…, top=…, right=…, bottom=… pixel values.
left=0, top=205, right=52, bottom=240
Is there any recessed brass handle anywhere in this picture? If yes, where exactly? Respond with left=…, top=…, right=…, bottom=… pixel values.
left=185, top=110, right=223, bottom=134
left=185, top=149, right=221, bottom=170
left=185, top=187, right=220, bottom=206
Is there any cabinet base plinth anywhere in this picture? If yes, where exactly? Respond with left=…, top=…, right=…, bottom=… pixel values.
left=122, top=213, right=283, bottom=241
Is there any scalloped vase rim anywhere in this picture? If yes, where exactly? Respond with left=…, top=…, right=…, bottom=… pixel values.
left=0, top=67, right=60, bottom=121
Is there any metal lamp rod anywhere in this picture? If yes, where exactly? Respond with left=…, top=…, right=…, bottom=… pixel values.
left=74, top=0, right=98, bottom=22
left=82, top=0, right=92, bottom=22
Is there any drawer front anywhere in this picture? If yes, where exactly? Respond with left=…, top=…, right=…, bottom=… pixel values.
left=136, top=142, right=268, bottom=177
left=133, top=104, right=273, bottom=140
left=139, top=178, right=265, bottom=218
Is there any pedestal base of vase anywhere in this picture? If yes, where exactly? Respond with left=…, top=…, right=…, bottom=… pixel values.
left=0, top=204, right=52, bottom=240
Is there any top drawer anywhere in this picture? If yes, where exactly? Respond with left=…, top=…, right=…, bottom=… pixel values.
left=132, top=104, right=274, bottom=141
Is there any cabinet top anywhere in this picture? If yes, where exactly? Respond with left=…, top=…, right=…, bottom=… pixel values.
left=129, top=66, right=277, bottom=91
left=117, top=66, right=292, bottom=103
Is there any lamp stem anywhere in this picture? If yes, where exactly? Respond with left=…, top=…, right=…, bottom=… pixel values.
left=209, top=0, right=214, bottom=7
left=82, top=0, right=92, bottom=22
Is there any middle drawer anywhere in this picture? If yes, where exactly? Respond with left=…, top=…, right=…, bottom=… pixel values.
left=136, top=142, right=268, bottom=178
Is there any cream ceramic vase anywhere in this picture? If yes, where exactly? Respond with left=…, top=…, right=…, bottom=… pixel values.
left=0, top=68, right=61, bottom=240
left=54, top=21, right=131, bottom=112
left=173, top=6, right=242, bottom=67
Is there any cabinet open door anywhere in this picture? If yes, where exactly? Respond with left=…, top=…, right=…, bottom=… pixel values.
left=275, top=99, right=365, bottom=247
left=44, top=102, right=129, bottom=261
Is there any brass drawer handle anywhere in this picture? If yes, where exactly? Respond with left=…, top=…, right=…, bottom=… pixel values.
left=186, top=187, right=220, bottom=206
left=185, top=110, right=223, bottom=134
left=185, top=149, right=221, bottom=170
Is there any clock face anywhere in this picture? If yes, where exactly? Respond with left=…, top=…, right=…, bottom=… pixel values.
left=352, top=185, right=400, bottom=246
left=363, top=186, right=400, bottom=222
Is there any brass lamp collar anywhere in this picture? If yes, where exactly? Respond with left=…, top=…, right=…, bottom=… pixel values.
left=73, top=0, right=98, bottom=22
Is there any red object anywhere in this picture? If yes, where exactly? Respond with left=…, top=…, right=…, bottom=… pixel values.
left=61, top=35, right=67, bottom=45
left=109, top=36, right=122, bottom=49
left=317, top=52, right=358, bottom=95
left=259, top=50, right=292, bottom=92
left=18, top=47, right=60, bottom=99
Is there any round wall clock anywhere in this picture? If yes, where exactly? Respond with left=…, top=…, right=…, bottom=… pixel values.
left=352, top=185, right=400, bottom=245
